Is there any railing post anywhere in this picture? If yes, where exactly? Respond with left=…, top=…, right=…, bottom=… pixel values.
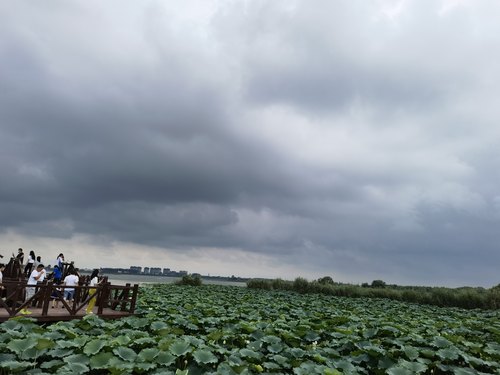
left=41, top=281, right=52, bottom=316
left=121, top=283, right=131, bottom=311
left=98, top=282, right=109, bottom=315
left=129, top=284, right=139, bottom=313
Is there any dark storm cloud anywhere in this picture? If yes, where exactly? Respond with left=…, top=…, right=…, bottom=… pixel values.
left=1, top=0, right=500, bottom=286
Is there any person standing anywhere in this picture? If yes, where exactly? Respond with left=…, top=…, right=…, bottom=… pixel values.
left=33, top=256, right=41, bottom=270
left=0, top=263, right=5, bottom=293
left=63, top=269, right=79, bottom=303
left=26, top=264, right=46, bottom=302
left=56, top=253, right=64, bottom=268
left=86, top=269, right=101, bottom=314
left=24, top=250, right=36, bottom=277
left=51, top=265, right=63, bottom=308
left=16, top=248, right=24, bottom=265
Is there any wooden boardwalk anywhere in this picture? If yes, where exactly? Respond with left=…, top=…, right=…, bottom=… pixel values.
left=0, top=280, right=139, bottom=322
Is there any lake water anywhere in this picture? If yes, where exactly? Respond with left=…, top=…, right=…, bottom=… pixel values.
left=100, top=273, right=247, bottom=287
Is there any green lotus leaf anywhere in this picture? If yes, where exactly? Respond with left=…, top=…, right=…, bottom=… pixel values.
left=63, top=353, right=90, bottom=366
left=0, top=360, right=32, bottom=371
left=228, top=354, right=243, bottom=366
left=134, top=337, right=157, bottom=346
left=57, top=339, right=80, bottom=349
left=432, top=337, right=452, bottom=348
left=378, top=357, right=396, bottom=369
left=36, top=338, right=55, bottom=351
left=207, top=329, right=224, bottom=342
left=40, top=359, right=64, bottom=369
left=156, top=351, right=176, bottom=366
left=61, top=362, right=90, bottom=374
left=111, top=335, right=132, bottom=346
left=261, top=335, right=281, bottom=344
left=193, top=349, right=218, bottom=364
left=485, top=342, right=500, bottom=356
left=248, top=340, right=262, bottom=351
left=169, top=340, right=191, bottom=356
left=400, top=360, right=427, bottom=373
left=437, top=348, right=460, bottom=361
left=113, top=346, right=137, bottom=362
left=240, top=348, right=262, bottom=359
left=263, top=361, right=281, bottom=370
left=268, top=343, right=283, bottom=353
left=272, top=354, right=289, bottom=365
left=135, top=362, right=158, bottom=371
left=387, top=367, right=413, bottom=375
left=362, top=328, right=379, bottom=339
left=403, top=346, right=420, bottom=361
left=84, top=339, right=107, bottom=356
left=138, top=348, right=160, bottom=362
left=175, top=369, right=189, bottom=375
left=151, top=321, right=169, bottom=330
left=324, top=369, right=342, bottom=375
left=7, top=337, right=38, bottom=355
left=184, top=335, right=204, bottom=347
left=451, top=368, right=478, bottom=375
left=128, top=318, right=150, bottom=329
left=305, top=331, right=322, bottom=342
left=0, top=353, right=16, bottom=363
left=1, top=320, right=22, bottom=331
left=46, top=348, right=74, bottom=358
left=90, top=352, right=115, bottom=369
left=289, top=348, right=306, bottom=358
left=216, top=362, right=240, bottom=375
left=332, top=359, right=356, bottom=373
left=241, top=323, right=257, bottom=333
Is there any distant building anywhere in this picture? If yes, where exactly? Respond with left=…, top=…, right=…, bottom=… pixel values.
left=150, top=267, right=162, bottom=275
left=130, top=266, right=142, bottom=274
left=143, top=267, right=150, bottom=274
left=178, top=270, right=188, bottom=276
left=162, top=268, right=171, bottom=275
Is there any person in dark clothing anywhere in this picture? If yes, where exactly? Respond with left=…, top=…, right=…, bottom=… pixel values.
left=16, top=248, right=24, bottom=265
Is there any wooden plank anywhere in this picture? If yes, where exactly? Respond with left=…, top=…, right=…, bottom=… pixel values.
left=0, top=280, right=139, bottom=322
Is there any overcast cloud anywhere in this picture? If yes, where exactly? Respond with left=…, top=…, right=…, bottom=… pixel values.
left=1, top=0, right=499, bottom=287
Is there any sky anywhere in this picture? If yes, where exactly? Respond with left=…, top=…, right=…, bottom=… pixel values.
left=0, top=0, right=499, bottom=287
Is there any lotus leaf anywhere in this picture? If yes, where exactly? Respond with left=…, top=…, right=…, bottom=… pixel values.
left=40, top=359, right=64, bottom=369
left=113, top=346, right=137, bottom=362
left=193, top=349, right=218, bottom=364
left=0, top=360, right=32, bottom=372
left=7, top=337, right=38, bottom=357
left=89, top=352, right=115, bottom=369
left=169, top=340, right=191, bottom=356
left=437, top=347, right=460, bottom=360
left=59, top=362, right=89, bottom=374
left=387, top=366, right=413, bottom=375
left=138, top=347, right=160, bottom=362
left=83, top=339, right=107, bottom=355
left=239, top=348, right=262, bottom=359
left=156, top=351, right=176, bottom=366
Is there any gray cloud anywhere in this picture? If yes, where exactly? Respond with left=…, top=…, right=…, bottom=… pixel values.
left=1, top=0, right=499, bottom=286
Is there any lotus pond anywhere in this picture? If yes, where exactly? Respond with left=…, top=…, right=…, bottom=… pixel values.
left=0, top=284, right=499, bottom=374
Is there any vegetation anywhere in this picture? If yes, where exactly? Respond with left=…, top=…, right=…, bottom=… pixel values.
left=175, top=274, right=203, bottom=287
left=247, top=278, right=500, bottom=310
left=0, top=284, right=499, bottom=374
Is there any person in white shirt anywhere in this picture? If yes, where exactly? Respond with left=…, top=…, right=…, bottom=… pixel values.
left=26, top=264, right=46, bottom=301
left=63, top=270, right=79, bottom=302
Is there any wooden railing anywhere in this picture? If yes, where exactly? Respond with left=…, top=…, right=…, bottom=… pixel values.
left=0, top=280, right=139, bottom=318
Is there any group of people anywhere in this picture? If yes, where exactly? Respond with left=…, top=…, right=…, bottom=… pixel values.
left=1, top=249, right=103, bottom=315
